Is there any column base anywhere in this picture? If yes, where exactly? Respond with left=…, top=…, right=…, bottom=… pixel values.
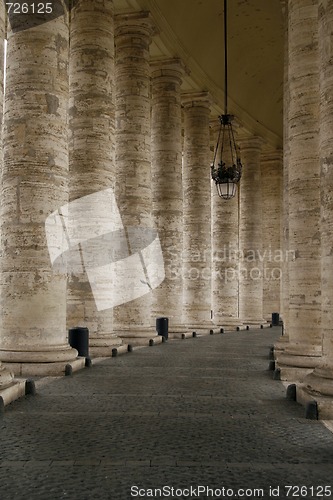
left=2, top=358, right=86, bottom=377
left=303, top=365, right=333, bottom=397
left=185, top=323, right=214, bottom=335
left=214, top=317, right=243, bottom=331
left=89, top=334, right=123, bottom=357
left=116, top=327, right=160, bottom=346
left=0, top=345, right=79, bottom=376
left=0, top=345, right=78, bottom=363
left=296, top=373, right=333, bottom=420
left=168, top=321, right=189, bottom=339
left=168, top=325, right=190, bottom=339
left=274, top=334, right=289, bottom=354
left=240, top=318, right=267, bottom=328
left=275, top=343, right=322, bottom=382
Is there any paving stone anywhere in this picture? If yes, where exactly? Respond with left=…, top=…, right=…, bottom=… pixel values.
left=0, top=327, right=333, bottom=499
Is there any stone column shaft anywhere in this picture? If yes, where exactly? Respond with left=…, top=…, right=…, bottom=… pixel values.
left=275, top=0, right=290, bottom=353
left=0, top=0, right=15, bottom=389
left=151, top=59, right=186, bottom=335
left=67, top=0, right=121, bottom=355
left=261, top=150, right=283, bottom=321
left=0, top=8, right=77, bottom=375
left=238, top=136, right=264, bottom=325
left=211, top=119, right=241, bottom=329
left=114, top=12, right=157, bottom=345
left=182, top=92, right=212, bottom=332
left=300, top=0, right=333, bottom=417
left=276, top=0, right=322, bottom=381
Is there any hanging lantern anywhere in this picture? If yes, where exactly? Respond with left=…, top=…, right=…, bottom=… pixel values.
left=211, top=114, right=242, bottom=200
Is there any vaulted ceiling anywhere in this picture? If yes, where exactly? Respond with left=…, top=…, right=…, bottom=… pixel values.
left=114, top=0, right=284, bottom=148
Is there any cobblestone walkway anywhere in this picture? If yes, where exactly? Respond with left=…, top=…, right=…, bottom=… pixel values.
left=1, top=327, right=333, bottom=500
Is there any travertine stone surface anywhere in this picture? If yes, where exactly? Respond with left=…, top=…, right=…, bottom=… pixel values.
left=302, top=0, right=333, bottom=403
left=261, top=150, right=282, bottom=321
left=238, top=136, right=265, bottom=325
left=0, top=8, right=77, bottom=374
left=211, top=120, right=240, bottom=328
left=67, top=0, right=121, bottom=355
left=113, top=12, right=156, bottom=344
left=275, top=0, right=290, bottom=352
left=281, top=0, right=290, bottom=339
left=0, top=1, right=15, bottom=387
left=276, top=0, right=322, bottom=380
left=151, top=59, right=186, bottom=334
left=182, top=92, right=213, bottom=332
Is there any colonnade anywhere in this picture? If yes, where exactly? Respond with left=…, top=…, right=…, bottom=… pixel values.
left=0, top=0, right=281, bottom=381
left=7, top=0, right=333, bottom=417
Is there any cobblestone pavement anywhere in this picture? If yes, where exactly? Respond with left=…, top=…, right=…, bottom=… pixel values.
left=1, top=327, right=333, bottom=500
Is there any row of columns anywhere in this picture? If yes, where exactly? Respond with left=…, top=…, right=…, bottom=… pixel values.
left=275, top=0, right=333, bottom=418
left=0, top=0, right=283, bottom=382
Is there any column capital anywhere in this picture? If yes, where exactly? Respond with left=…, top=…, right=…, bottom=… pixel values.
left=150, top=57, right=188, bottom=81
left=181, top=91, right=212, bottom=109
left=115, top=11, right=156, bottom=38
left=238, top=135, right=265, bottom=152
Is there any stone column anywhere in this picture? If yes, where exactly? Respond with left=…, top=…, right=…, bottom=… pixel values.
left=211, top=119, right=241, bottom=329
left=275, top=0, right=290, bottom=353
left=113, top=12, right=159, bottom=345
left=67, top=0, right=122, bottom=356
left=261, top=150, right=282, bottom=321
left=276, top=0, right=322, bottom=382
left=151, top=58, right=186, bottom=336
left=238, top=136, right=265, bottom=326
left=182, top=92, right=213, bottom=333
left=300, top=0, right=333, bottom=417
left=0, top=6, right=77, bottom=375
left=0, top=0, right=16, bottom=390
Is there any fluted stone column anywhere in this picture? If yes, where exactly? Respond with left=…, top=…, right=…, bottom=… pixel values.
left=114, top=12, right=158, bottom=345
left=67, top=0, right=122, bottom=356
left=276, top=0, right=322, bottom=381
left=300, top=0, right=333, bottom=417
left=261, top=150, right=282, bottom=321
left=151, top=59, right=186, bottom=336
left=211, top=119, right=241, bottom=329
left=182, top=92, right=213, bottom=333
left=238, top=136, right=265, bottom=326
left=0, top=7, right=77, bottom=375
